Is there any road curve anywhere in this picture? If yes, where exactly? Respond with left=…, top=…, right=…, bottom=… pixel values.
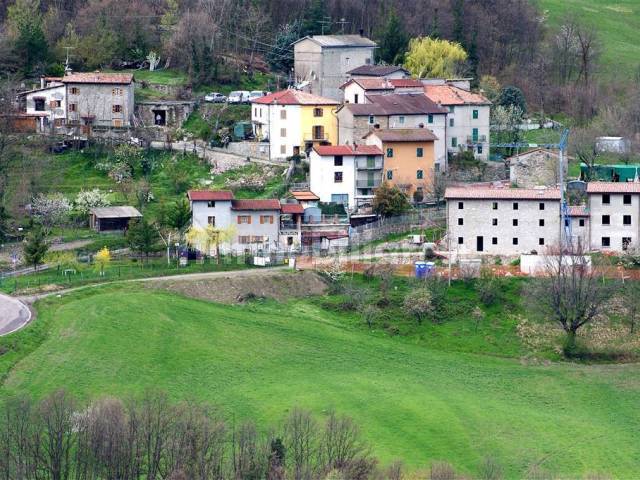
left=0, top=293, right=31, bottom=336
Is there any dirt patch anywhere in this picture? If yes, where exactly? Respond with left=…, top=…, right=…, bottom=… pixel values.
left=150, top=270, right=328, bottom=304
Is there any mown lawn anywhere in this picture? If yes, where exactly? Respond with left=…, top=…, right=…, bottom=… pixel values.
left=2, top=282, right=640, bottom=478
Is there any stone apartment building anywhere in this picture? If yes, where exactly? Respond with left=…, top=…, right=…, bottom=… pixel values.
left=337, top=93, right=448, bottom=170
left=293, top=34, right=377, bottom=101
left=586, top=182, right=640, bottom=252
left=445, top=186, right=561, bottom=255
left=63, top=72, right=135, bottom=131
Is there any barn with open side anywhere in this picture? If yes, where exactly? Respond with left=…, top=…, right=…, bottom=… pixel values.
left=90, top=206, right=142, bottom=232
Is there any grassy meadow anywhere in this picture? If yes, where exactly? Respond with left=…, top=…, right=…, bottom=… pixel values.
left=1, top=277, right=640, bottom=478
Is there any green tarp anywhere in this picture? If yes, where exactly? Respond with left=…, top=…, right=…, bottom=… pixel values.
left=580, top=163, right=640, bottom=182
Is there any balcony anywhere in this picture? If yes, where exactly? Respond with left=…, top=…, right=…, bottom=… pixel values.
left=303, top=132, right=330, bottom=142
left=280, top=222, right=299, bottom=231
left=356, top=157, right=383, bottom=170
left=466, top=134, right=487, bottom=144
left=356, top=178, right=381, bottom=189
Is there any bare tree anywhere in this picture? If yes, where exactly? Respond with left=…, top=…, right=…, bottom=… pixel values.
left=284, top=408, right=317, bottom=480
left=39, top=390, right=76, bottom=480
left=527, top=243, right=618, bottom=356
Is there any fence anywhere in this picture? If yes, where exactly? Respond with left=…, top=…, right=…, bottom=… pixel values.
left=349, top=209, right=445, bottom=247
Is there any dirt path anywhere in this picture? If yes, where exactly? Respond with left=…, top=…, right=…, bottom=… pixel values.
left=0, top=293, right=31, bottom=336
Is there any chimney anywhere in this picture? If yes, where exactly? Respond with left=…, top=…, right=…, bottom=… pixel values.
left=359, top=29, right=364, bottom=37
left=40, top=77, right=45, bottom=89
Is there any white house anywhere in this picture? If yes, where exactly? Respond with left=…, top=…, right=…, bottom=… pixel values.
left=423, top=80, right=491, bottom=160
left=586, top=182, right=640, bottom=252
left=340, top=78, right=423, bottom=104
left=17, top=77, right=66, bottom=132
left=309, top=144, right=384, bottom=210
left=445, top=186, right=561, bottom=255
left=293, top=34, right=377, bottom=101
left=346, top=64, right=409, bottom=80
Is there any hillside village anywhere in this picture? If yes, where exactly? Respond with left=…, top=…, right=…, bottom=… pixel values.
left=3, top=1, right=640, bottom=478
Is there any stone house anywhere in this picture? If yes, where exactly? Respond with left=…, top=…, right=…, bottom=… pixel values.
left=508, top=148, right=566, bottom=188
left=445, top=186, right=561, bottom=255
left=135, top=100, right=195, bottom=129
left=293, top=34, right=377, bottom=101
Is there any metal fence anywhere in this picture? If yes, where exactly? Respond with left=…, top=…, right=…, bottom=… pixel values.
left=349, top=209, right=445, bottom=247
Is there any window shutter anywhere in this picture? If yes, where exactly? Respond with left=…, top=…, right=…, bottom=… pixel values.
left=237, top=216, right=241, bottom=224
left=270, top=216, right=274, bottom=224
left=248, top=216, right=252, bottom=224
left=260, top=216, right=264, bottom=224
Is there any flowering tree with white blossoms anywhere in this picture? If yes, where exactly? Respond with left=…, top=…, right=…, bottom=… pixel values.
left=31, top=193, right=72, bottom=234
left=74, top=189, right=111, bottom=216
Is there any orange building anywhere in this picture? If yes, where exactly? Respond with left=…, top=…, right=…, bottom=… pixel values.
left=364, top=128, right=437, bottom=201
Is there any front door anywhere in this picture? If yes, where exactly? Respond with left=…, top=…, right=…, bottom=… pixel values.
left=476, top=236, right=484, bottom=252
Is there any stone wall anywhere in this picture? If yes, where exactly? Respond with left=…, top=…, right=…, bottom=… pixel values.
left=449, top=162, right=507, bottom=183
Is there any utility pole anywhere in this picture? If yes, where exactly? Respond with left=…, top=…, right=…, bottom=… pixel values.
left=63, top=46, right=75, bottom=74
left=320, top=16, right=332, bottom=35
left=336, top=18, right=350, bottom=34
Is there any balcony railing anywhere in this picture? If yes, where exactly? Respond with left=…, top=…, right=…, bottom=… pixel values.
left=303, top=132, right=329, bottom=142
left=280, top=222, right=299, bottom=230
left=356, top=178, right=381, bottom=189
left=466, top=134, right=487, bottom=144
left=356, top=158, right=383, bottom=170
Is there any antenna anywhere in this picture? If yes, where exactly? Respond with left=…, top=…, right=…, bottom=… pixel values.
left=336, top=18, right=350, bottom=34
left=63, top=46, right=75, bottom=74
left=320, top=16, right=332, bottom=35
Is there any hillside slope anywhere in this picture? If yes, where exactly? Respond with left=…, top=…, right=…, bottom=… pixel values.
left=539, top=0, right=640, bottom=78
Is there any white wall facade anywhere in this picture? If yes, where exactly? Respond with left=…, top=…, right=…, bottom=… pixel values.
left=268, top=105, right=302, bottom=160
left=568, top=216, right=589, bottom=250
left=251, top=104, right=270, bottom=140
left=191, top=199, right=233, bottom=230
left=447, top=198, right=561, bottom=255
left=24, top=85, right=66, bottom=131
left=445, top=104, right=490, bottom=160
left=588, top=192, right=640, bottom=252
left=309, top=150, right=357, bottom=208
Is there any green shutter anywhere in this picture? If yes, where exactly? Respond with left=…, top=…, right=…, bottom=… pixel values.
left=473, top=109, right=479, bottom=119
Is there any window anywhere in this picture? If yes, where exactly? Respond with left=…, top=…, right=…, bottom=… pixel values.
left=449, top=106, right=455, bottom=113
left=280, top=128, right=286, bottom=137
left=602, top=215, right=610, bottom=225
left=334, top=172, right=343, bottom=183
left=564, top=218, right=569, bottom=227
left=477, top=145, right=483, bottom=154
left=312, top=125, right=324, bottom=140
left=34, top=98, right=45, bottom=111
left=238, top=236, right=251, bottom=244
left=417, top=147, right=423, bottom=157
left=207, top=216, right=215, bottom=226
left=70, top=87, right=79, bottom=95
left=386, top=148, right=394, bottom=158
left=260, top=215, right=274, bottom=224
left=399, top=116, right=405, bottom=124
left=513, top=202, right=519, bottom=210
left=428, top=114, right=434, bottom=124
left=472, top=128, right=479, bottom=142
left=458, top=201, right=464, bottom=209
left=354, top=94, right=359, bottom=104
left=366, top=156, right=376, bottom=168
left=344, top=57, right=350, bottom=66
left=452, top=137, right=458, bottom=148
left=313, top=107, right=323, bottom=117
left=513, top=238, right=519, bottom=245
left=513, top=219, right=518, bottom=226
left=458, top=237, right=464, bottom=245
left=207, top=201, right=216, bottom=208
left=280, top=145, right=286, bottom=154
left=624, top=215, right=632, bottom=225
left=237, top=215, right=251, bottom=224
left=112, top=119, right=122, bottom=127
left=449, top=118, right=454, bottom=127
left=624, top=194, right=632, bottom=205
left=365, top=57, right=371, bottom=64
left=368, top=115, right=375, bottom=125
left=623, top=237, right=632, bottom=250
left=334, top=155, right=343, bottom=166
left=579, top=218, right=585, bottom=227
left=417, top=169, right=424, bottom=179
left=492, top=237, right=497, bottom=245
left=539, top=219, right=545, bottom=227
left=386, top=170, right=393, bottom=180
left=458, top=218, right=463, bottom=225
left=254, top=107, right=257, bottom=117
left=492, top=218, right=498, bottom=226
left=539, top=202, right=545, bottom=210
left=473, top=109, right=479, bottom=119
left=287, top=236, right=294, bottom=246
left=602, top=194, right=610, bottom=204
left=69, top=103, right=77, bottom=112
left=112, top=88, right=122, bottom=96
left=280, top=109, right=286, bottom=120
left=602, top=237, right=610, bottom=247
left=112, top=105, right=122, bottom=113
left=331, top=194, right=349, bottom=205
left=492, top=202, right=498, bottom=210
left=539, top=238, right=545, bottom=246
left=434, top=163, right=440, bottom=172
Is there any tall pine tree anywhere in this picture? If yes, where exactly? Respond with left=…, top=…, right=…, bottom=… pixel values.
left=376, top=9, right=409, bottom=65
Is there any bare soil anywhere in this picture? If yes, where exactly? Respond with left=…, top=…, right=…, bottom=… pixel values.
left=150, top=270, right=328, bottom=304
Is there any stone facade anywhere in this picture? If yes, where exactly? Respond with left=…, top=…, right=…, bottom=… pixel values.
left=509, top=149, right=567, bottom=188
left=135, top=101, right=195, bottom=128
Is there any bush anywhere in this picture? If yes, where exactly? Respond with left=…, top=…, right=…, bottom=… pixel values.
left=476, top=270, right=501, bottom=306
left=478, top=457, right=503, bottom=480
left=403, top=287, right=435, bottom=324
left=430, top=461, right=455, bottom=480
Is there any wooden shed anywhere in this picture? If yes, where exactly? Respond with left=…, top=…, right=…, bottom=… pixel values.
left=90, top=206, right=142, bottom=232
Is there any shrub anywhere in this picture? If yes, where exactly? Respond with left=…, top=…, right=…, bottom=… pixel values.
left=429, top=461, right=455, bottom=480
left=476, top=269, right=501, bottom=306
left=403, top=287, right=435, bottom=324
left=478, top=456, right=503, bottom=480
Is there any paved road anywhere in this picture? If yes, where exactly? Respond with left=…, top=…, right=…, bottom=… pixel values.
left=0, top=293, right=31, bottom=336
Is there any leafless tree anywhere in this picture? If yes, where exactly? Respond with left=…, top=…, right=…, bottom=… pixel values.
left=575, top=24, right=600, bottom=87
left=39, top=389, right=76, bottom=480
left=233, top=421, right=268, bottom=480
left=527, top=243, right=618, bottom=356
left=318, top=411, right=369, bottom=474
left=284, top=408, right=317, bottom=480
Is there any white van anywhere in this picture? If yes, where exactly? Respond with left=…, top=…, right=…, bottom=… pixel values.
left=228, top=90, right=251, bottom=104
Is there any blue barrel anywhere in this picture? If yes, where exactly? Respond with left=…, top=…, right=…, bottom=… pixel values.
left=425, top=262, right=435, bottom=277
left=414, top=261, right=427, bottom=279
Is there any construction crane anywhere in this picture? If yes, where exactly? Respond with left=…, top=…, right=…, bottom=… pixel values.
left=491, top=128, right=571, bottom=244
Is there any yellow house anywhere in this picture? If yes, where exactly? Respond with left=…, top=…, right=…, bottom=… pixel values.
left=364, top=128, right=437, bottom=200
left=251, top=90, right=339, bottom=160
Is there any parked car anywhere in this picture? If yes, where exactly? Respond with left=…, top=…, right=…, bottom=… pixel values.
left=248, top=90, right=268, bottom=101
left=204, top=92, right=227, bottom=103
left=228, top=90, right=250, bottom=104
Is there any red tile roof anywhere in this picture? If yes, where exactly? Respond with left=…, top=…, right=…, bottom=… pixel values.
left=290, top=191, right=320, bottom=201
left=445, top=186, right=561, bottom=200
left=187, top=190, right=234, bottom=201
left=281, top=203, right=305, bottom=214
left=586, top=182, right=640, bottom=193
left=231, top=199, right=281, bottom=211
left=62, top=72, right=134, bottom=84
left=568, top=206, right=589, bottom=217
left=389, top=79, right=423, bottom=88
left=423, top=84, right=490, bottom=105
left=313, top=145, right=383, bottom=156
left=364, top=128, right=438, bottom=142
left=340, top=78, right=394, bottom=91
left=252, top=89, right=339, bottom=105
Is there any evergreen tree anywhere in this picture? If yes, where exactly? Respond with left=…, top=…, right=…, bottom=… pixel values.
left=267, top=21, right=300, bottom=73
left=376, top=9, right=409, bottom=65
left=373, top=182, right=411, bottom=217
left=467, top=30, right=479, bottom=87
left=430, top=8, right=441, bottom=39
left=7, top=0, right=49, bottom=75
left=497, top=86, right=527, bottom=113
left=302, top=0, right=327, bottom=37
left=0, top=206, right=10, bottom=243
left=24, top=225, right=48, bottom=271
left=126, top=219, right=158, bottom=262
left=167, top=198, right=192, bottom=232
left=452, top=0, right=465, bottom=46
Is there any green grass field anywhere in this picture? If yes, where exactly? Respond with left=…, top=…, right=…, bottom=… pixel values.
left=2, top=281, right=639, bottom=478
left=540, top=0, right=640, bottom=78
